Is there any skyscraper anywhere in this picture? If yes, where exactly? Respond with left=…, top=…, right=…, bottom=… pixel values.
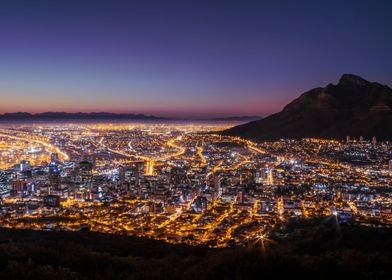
left=0, top=170, right=6, bottom=187
left=49, top=161, right=61, bottom=189
left=79, top=160, right=93, bottom=183
left=51, top=153, right=59, bottom=163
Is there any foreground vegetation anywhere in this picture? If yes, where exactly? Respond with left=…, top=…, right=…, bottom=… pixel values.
left=0, top=218, right=391, bottom=279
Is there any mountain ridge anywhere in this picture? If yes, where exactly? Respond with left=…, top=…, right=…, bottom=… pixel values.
left=0, top=112, right=260, bottom=122
left=223, top=74, right=392, bottom=141
left=0, top=112, right=164, bottom=120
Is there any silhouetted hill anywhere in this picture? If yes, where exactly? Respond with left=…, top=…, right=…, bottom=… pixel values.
left=0, top=112, right=164, bottom=120
left=0, top=220, right=391, bottom=279
left=223, top=74, right=392, bottom=141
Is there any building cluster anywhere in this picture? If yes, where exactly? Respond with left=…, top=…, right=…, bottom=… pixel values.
left=0, top=124, right=391, bottom=247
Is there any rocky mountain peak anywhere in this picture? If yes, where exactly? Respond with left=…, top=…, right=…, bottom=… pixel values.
left=338, top=74, right=370, bottom=87
left=223, top=74, right=392, bottom=141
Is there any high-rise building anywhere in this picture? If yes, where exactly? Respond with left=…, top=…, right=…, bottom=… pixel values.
left=79, top=160, right=93, bottom=183
left=264, top=168, right=274, bottom=185
left=240, top=169, right=255, bottom=185
left=372, top=136, right=377, bottom=145
left=170, top=166, right=187, bottom=185
left=118, top=165, right=125, bottom=187
left=49, top=162, right=61, bottom=189
left=190, top=196, right=208, bottom=212
left=255, top=170, right=264, bottom=184
left=132, top=164, right=140, bottom=186
left=145, top=160, right=154, bottom=176
left=51, top=153, right=59, bottom=163
left=18, top=160, right=32, bottom=179
left=119, top=165, right=130, bottom=191
left=237, top=191, right=245, bottom=204
left=18, top=160, right=31, bottom=172
left=118, top=164, right=139, bottom=191
left=63, top=161, right=75, bottom=177
left=0, top=170, right=6, bottom=187
left=389, top=160, right=392, bottom=171
left=208, top=173, right=220, bottom=193
left=12, top=179, right=26, bottom=196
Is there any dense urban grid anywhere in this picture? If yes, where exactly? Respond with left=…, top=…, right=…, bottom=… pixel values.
left=0, top=122, right=391, bottom=248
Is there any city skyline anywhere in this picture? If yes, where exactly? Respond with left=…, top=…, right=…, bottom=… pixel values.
left=1, top=0, right=392, bottom=117
left=1, top=1, right=392, bottom=278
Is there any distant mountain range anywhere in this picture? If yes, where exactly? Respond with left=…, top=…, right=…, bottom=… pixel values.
left=0, top=112, right=164, bottom=120
left=223, top=74, right=392, bottom=141
left=0, top=112, right=261, bottom=122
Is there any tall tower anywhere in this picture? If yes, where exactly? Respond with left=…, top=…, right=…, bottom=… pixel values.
left=79, top=160, right=93, bottom=183
left=49, top=162, right=61, bottom=189
left=145, top=160, right=154, bottom=176
left=209, top=172, right=221, bottom=196
left=0, top=170, right=6, bottom=187
left=237, top=191, right=245, bottom=204
left=51, top=153, right=59, bottom=163
left=118, top=165, right=125, bottom=188
left=264, top=168, right=274, bottom=185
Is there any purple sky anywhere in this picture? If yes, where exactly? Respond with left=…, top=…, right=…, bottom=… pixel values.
left=0, top=0, right=391, bottom=118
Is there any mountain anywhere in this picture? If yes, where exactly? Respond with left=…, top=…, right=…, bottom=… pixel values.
left=223, top=74, right=392, bottom=141
left=0, top=112, right=261, bottom=122
left=0, top=112, right=165, bottom=120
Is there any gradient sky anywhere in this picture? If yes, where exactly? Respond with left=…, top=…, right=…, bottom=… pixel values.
left=0, top=0, right=391, bottom=118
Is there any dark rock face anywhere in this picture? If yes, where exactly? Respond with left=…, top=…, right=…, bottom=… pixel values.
left=223, top=74, right=392, bottom=141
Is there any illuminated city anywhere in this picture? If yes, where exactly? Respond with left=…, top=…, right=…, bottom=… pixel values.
left=1, top=0, right=392, bottom=278
left=0, top=122, right=391, bottom=248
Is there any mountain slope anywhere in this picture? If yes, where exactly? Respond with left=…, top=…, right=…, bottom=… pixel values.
left=223, top=74, right=392, bottom=141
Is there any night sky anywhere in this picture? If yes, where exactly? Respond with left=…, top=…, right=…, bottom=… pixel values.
left=0, top=0, right=391, bottom=118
